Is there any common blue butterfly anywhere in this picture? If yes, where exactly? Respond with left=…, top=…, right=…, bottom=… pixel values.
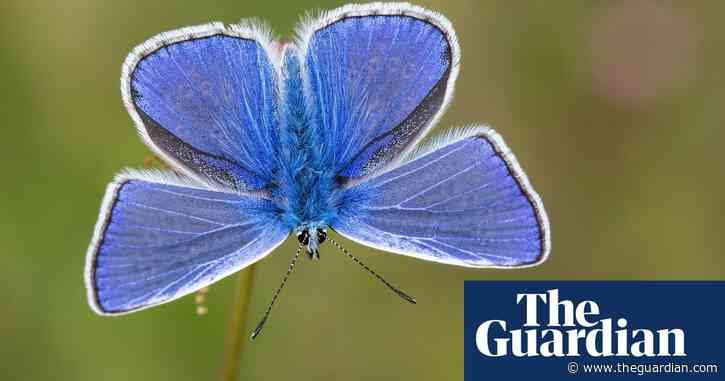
left=84, top=2, right=550, bottom=337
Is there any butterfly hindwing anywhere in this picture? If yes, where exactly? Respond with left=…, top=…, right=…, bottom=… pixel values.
left=297, top=3, right=459, bottom=181
left=85, top=170, right=287, bottom=315
left=335, top=127, right=550, bottom=268
left=122, top=23, right=280, bottom=191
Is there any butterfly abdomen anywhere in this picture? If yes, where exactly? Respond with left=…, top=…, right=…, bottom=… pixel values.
left=274, top=49, right=340, bottom=231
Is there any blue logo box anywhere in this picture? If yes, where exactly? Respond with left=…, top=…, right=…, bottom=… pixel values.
left=464, top=281, right=723, bottom=380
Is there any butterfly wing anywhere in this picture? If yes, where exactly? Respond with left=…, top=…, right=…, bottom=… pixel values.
left=85, top=170, right=288, bottom=315
left=296, top=3, right=459, bottom=180
left=335, top=127, right=550, bottom=268
left=122, top=22, right=281, bottom=191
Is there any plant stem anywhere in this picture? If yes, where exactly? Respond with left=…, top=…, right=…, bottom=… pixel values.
left=220, top=265, right=257, bottom=381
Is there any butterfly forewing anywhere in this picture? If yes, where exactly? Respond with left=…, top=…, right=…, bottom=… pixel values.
left=297, top=4, right=459, bottom=181
left=122, top=23, right=280, bottom=192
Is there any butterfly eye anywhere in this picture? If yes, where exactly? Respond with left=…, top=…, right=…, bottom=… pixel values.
left=297, top=230, right=310, bottom=246
left=316, top=229, right=327, bottom=244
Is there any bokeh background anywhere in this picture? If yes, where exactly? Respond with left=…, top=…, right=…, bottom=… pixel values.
left=2, top=0, right=723, bottom=380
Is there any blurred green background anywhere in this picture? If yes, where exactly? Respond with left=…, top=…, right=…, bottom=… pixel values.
left=1, top=0, right=723, bottom=380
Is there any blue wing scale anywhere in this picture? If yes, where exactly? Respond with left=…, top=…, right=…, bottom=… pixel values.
left=298, top=4, right=460, bottom=180
left=122, top=23, right=280, bottom=191
left=335, top=127, right=550, bottom=268
left=85, top=171, right=287, bottom=315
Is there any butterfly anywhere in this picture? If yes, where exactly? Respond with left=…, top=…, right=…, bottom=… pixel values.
left=84, top=2, right=550, bottom=337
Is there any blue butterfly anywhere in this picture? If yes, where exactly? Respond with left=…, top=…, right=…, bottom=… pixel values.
left=84, top=2, right=550, bottom=337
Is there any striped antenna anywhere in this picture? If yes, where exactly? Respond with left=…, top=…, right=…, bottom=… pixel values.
left=328, top=237, right=416, bottom=304
left=251, top=244, right=302, bottom=340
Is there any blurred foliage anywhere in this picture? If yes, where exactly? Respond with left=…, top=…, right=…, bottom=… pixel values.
left=1, top=1, right=723, bottom=380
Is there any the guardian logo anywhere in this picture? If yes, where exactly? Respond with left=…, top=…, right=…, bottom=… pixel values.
left=476, top=289, right=686, bottom=357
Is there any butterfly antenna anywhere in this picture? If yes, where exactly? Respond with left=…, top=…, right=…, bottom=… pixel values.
left=328, top=237, right=417, bottom=304
left=251, top=244, right=302, bottom=340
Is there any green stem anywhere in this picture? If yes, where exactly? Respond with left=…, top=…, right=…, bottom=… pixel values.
left=220, top=265, right=256, bottom=381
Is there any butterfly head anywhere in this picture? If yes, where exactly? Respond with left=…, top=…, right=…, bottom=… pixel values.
left=296, top=227, right=327, bottom=260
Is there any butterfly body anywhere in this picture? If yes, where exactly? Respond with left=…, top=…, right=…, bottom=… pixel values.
left=273, top=49, right=344, bottom=237
left=85, top=3, right=550, bottom=317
